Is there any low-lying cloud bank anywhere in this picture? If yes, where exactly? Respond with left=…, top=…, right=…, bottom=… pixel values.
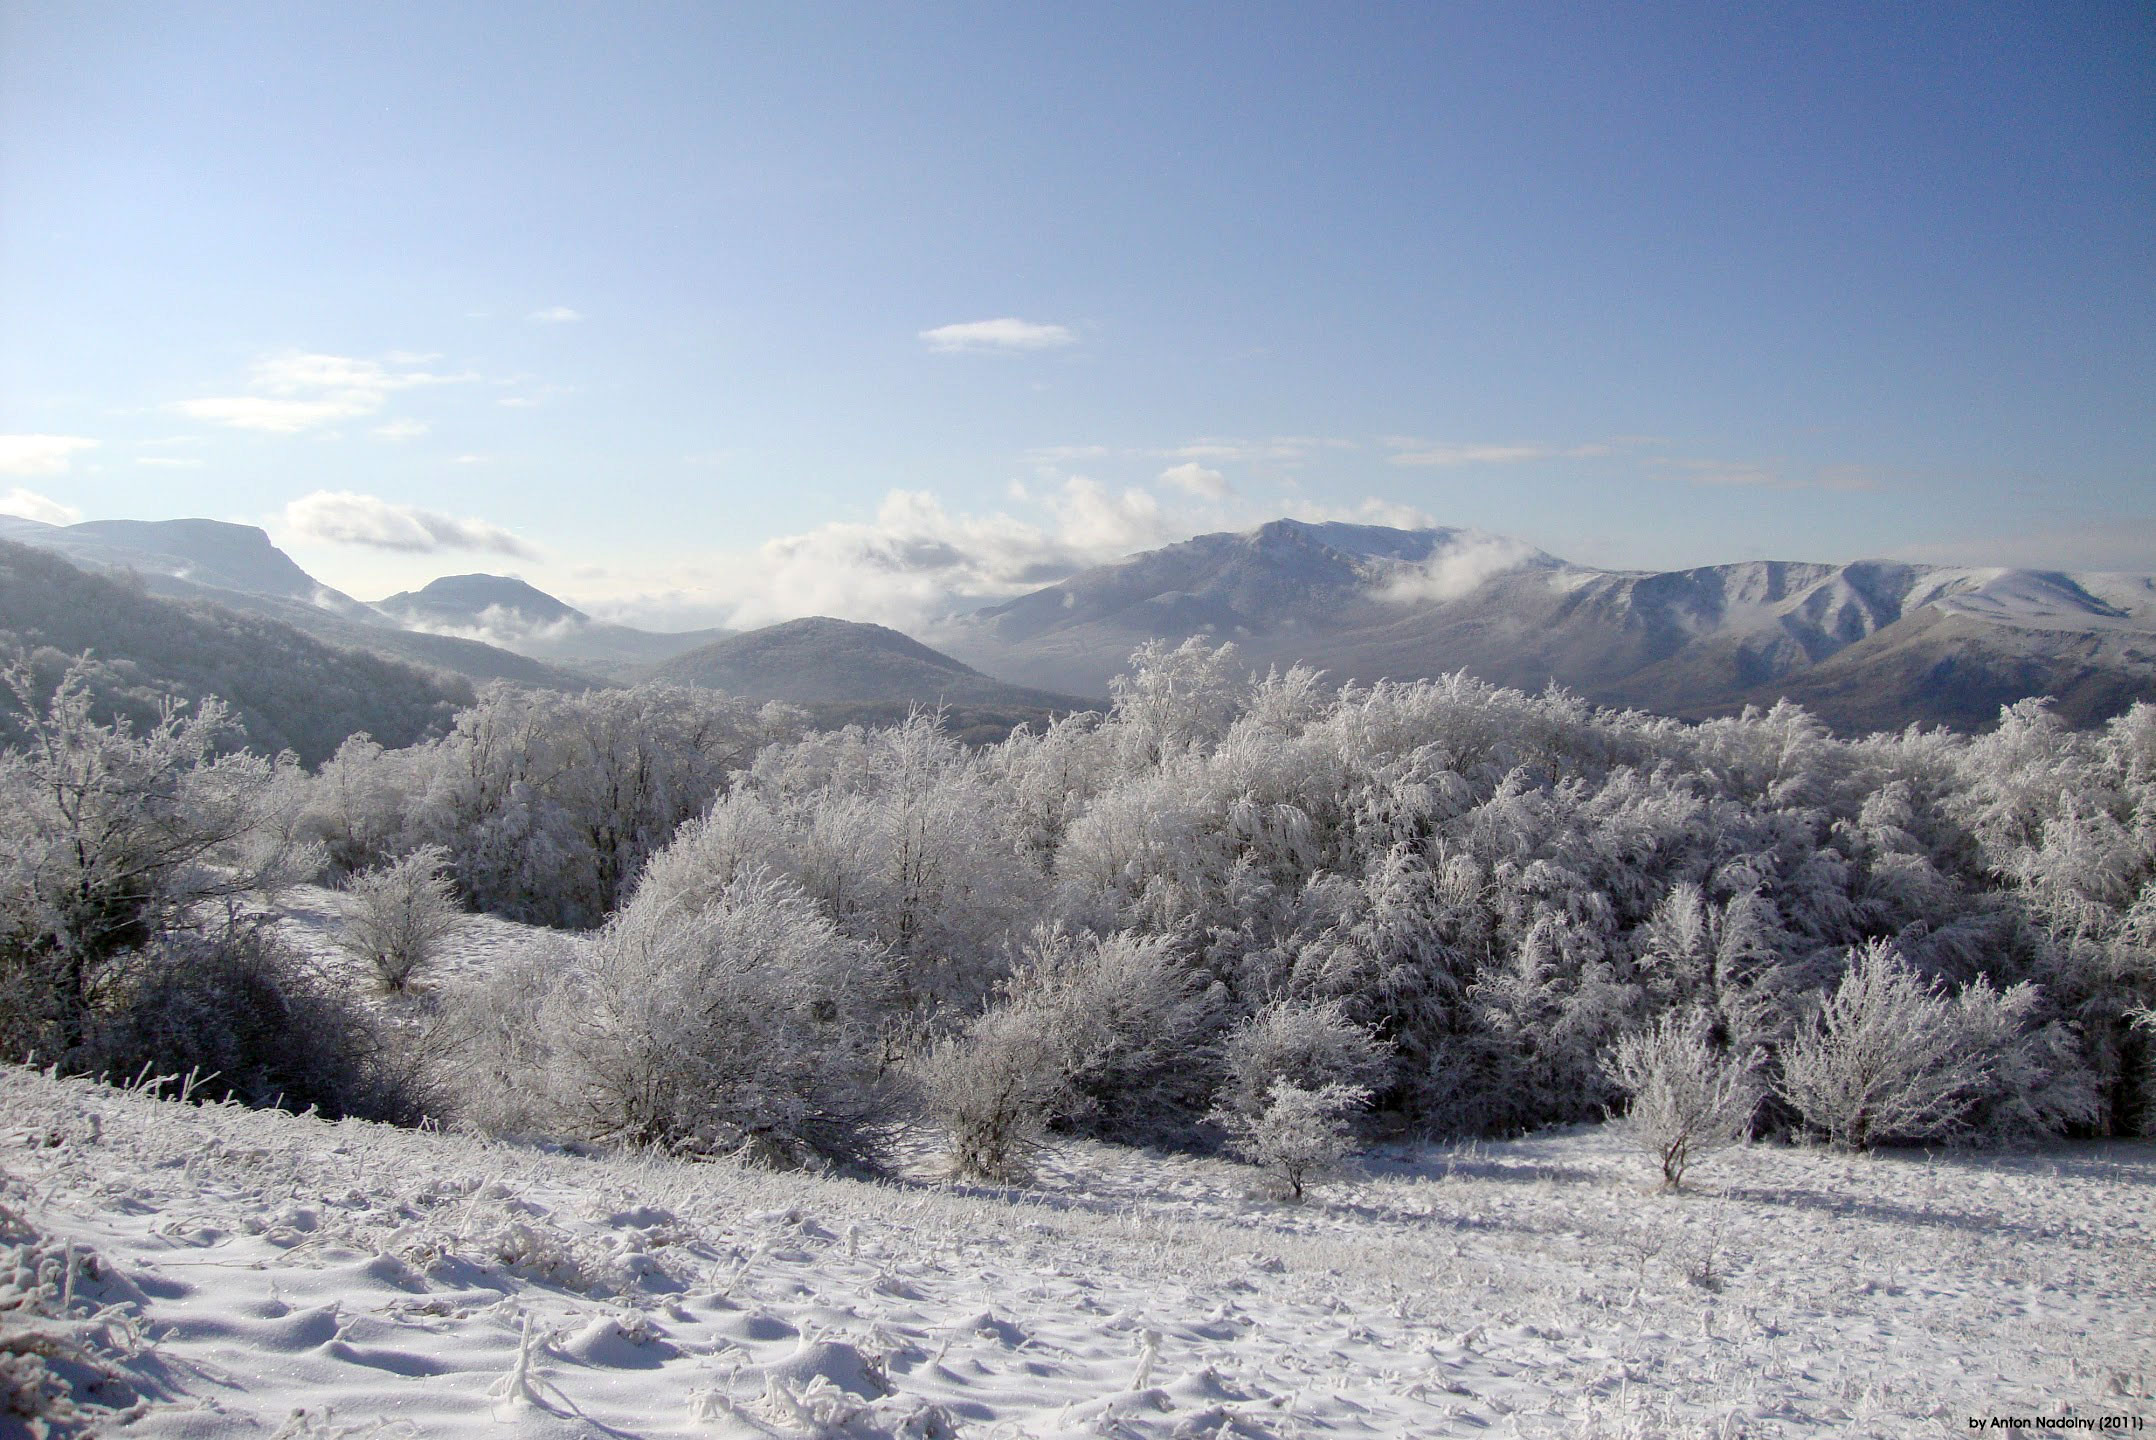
left=577, top=485, right=1462, bottom=635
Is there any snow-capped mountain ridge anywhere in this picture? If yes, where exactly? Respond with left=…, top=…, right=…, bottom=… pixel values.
left=939, top=518, right=2155, bottom=730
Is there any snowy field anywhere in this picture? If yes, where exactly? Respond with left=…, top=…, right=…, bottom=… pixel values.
left=5, top=1062, right=2150, bottom=1439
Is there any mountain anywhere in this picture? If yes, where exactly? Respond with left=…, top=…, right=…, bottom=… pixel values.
left=378, top=573, right=587, bottom=627
left=653, top=616, right=1095, bottom=711
left=372, top=573, right=729, bottom=680
left=0, top=519, right=595, bottom=690
left=936, top=519, right=2156, bottom=732
left=0, top=515, right=368, bottom=613
left=0, top=539, right=465, bottom=764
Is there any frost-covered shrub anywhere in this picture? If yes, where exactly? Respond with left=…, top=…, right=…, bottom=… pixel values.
left=86, top=923, right=425, bottom=1123
left=920, top=928, right=1221, bottom=1176
left=640, top=714, right=1047, bottom=1012
left=1000, top=928, right=1222, bottom=1142
left=333, top=844, right=468, bottom=992
left=1603, top=1012, right=1761, bottom=1189
left=1778, top=940, right=1991, bottom=1150
left=1939, top=977, right=2102, bottom=1145
left=1216, top=1079, right=1368, bottom=1201
left=540, top=872, right=900, bottom=1166
left=1213, top=998, right=1387, bottom=1133
left=426, top=938, right=575, bottom=1139
left=917, top=1006, right=1067, bottom=1182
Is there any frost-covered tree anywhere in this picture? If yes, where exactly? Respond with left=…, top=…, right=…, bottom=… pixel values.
left=1603, top=1012, right=1761, bottom=1189
left=407, top=682, right=772, bottom=928
left=1217, top=1079, right=1368, bottom=1201
left=1777, top=940, right=1992, bottom=1150
left=1109, top=637, right=1249, bottom=769
left=332, top=844, right=469, bottom=992
left=299, top=732, right=424, bottom=880
left=0, top=655, right=284, bottom=1058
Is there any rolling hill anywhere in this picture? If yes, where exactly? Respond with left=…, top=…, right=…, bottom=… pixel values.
left=654, top=615, right=1096, bottom=710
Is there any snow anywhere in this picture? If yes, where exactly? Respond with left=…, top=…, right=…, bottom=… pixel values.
left=5, top=1065, right=2150, bottom=1438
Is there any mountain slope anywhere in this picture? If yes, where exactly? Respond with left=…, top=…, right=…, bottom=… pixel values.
left=937, top=520, right=2155, bottom=731
left=0, top=539, right=465, bottom=763
left=373, top=573, right=729, bottom=679
left=0, top=520, right=598, bottom=690
left=0, top=515, right=369, bottom=612
left=654, top=616, right=1096, bottom=709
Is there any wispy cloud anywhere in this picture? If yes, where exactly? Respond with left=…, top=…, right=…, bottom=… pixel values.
left=919, top=318, right=1077, bottom=353
left=1681, top=461, right=1787, bottom=489
left=0, top=487, right=82, bottom=525
left=1888, top=517, right=2156, bottom=573
left=1024, top=443, right=1114, bottom=465
left=137, top=457, right=205, bottom=470
left=280, top=489, right=539, bottom=558
left=1279, top=496, right=1437, bottom=531
left=371, top=419, right=430, bottom=441
left=0, top=434, right=98, bottom=476
left=528, top=306, right=583, bottom=324
left=170, top=352, right=477, bottom=434
left=1158, top=461, right=1233, bottom=500
left=1165, top=436, right=1352, bottom=465
left=1387, top=438, right=1617, bottom=467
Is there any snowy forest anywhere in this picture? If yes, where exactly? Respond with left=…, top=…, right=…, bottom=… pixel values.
left=3, top=637, right=2153, bottom=1189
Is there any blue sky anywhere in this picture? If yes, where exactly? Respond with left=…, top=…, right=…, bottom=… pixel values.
left=2, top=2, right=2151, bottom=629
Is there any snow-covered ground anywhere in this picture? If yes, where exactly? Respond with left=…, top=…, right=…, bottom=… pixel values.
left=5, top=1061, right=2150, bottom=1439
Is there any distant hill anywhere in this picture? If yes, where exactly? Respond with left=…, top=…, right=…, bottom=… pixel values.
left=372, top=573, right=728, bottom=680
left=653, top=616, right=1097, bottom=710
left=0, top=539, right=465, bottom=764
left=936, top=519, right=2156, bottom=733
left=378, top=573, right=587, bottom=627
left=0, top=515, right=370, bottom=613
left=0, top=519, right=596, bottom=691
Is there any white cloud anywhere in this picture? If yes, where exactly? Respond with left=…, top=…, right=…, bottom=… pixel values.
left=587, top=479, right=1183, bottom=634
left=1387, top=439, right=1615, bottom=467
left=0, top=434, right=98, bottom=476
left=0, top=486, right=82, bottom=525
left=498, top=396, right=539, bottom=409
left=371, top=419, right=431, bottom=441
left=170, top=352, right=477, bottom=434
left=919, top=318, right=1076, bottom=353
left=528, top=306, right=583, bottom=324
left=137, top=457, right=205, bottom=469
left=280, top=489, right=540, bottom=558
left=1280, top=496, right=1438, bottom=531
left=1158, top=461, right=1233, bottom=500
left=1377, top=531, right=1550, bottom=605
